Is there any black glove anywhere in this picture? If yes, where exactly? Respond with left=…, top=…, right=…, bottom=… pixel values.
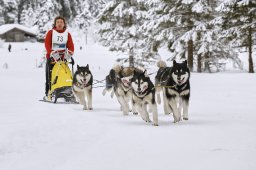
left=47, top=58, right=55, bottom=65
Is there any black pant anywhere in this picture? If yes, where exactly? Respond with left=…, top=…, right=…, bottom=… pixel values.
left=45, top=60, right=54, bottom=95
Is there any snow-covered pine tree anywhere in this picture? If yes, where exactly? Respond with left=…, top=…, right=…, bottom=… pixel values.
left=17, top=0, right=26, bottom=24
left=73, top=0, right=92, bottom=44
left=58, top=0, right=83, bottom=21
left=195, top=0, right=243, bottom=73
left=161, top=0, right=214, bottom=71
left=20, top=3, right=35, bottom=27
left=139, top=0, right=211, bottom=71
left=0, top=0, right=5, bottom=25
left=34, top=0, right=59, bottom=41
left=142, top=0, right=238, bottom=72
left=137, top=0, right=176, bottom=65
left=216, top=0, right=256, bottom=73
left=97, top=0, right=151, bottom=67
left=87, top=0, right=109, bottom=18
left=59, top=0, right=72, bottom=21
left=2, top=0, right=18, bottom=24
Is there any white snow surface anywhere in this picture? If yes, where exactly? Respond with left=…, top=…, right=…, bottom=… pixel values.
left=0, top=39, right=256, bottom=170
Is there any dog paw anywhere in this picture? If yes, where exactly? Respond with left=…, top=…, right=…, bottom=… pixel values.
left=183, top=117, right=189, bottom=120
left=173, top=120, right=181, bottom=123
left=88, top=108, right=93, bottom=110
left=173, top=117, right=182, bottom=123
left=83, top=106, right=88, bottom=110
left=153, top=123, right=159, bottom=126
left=146, top=119, right=152, bottom=123
left=123, top=112, right=129, bottom=116
left=133, top=112, right=138, bottom=115
left=102, top=89, right=106, bottom=96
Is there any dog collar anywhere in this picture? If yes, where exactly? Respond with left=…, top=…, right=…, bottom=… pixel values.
left=75, top=81, right=89, bottom=89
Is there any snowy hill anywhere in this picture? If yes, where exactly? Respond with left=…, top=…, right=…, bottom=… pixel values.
left=0, top=41, right=256, bottom=170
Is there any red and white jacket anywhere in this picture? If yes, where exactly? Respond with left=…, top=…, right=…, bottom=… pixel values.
left=44, top=28, right=74, bottom=59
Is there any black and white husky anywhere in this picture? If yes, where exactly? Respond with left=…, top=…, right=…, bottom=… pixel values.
left=131, top=70, right=158, bottom=126
left=155, top=60, right=190, bottom=123
left=72, top=64, right=93, bottom=110
left=102, top=64, right=139, bottom=115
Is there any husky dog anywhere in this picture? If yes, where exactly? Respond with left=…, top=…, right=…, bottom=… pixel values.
left=131, top=70, right=158, bottom=126
left=155, top=60, right=190, bottom=123
left=102, top=68, right=116, bottom=98
left=72, top=64, right=93, bottom=110
left=102, top=64, right=139, bottom=115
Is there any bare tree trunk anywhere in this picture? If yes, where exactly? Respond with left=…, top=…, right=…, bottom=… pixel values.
left=128, top=10, right=134, bottom=67
left=129, top=48, right=134, bottom=68
left=187, top=40, right=193, bottom=71
left=197, top=54, right=202, bottom=72
left=204, top=53, right=211, bottom=73
left=85, top=33, right=87, bottom=45
left=248, top=22, right=254, bottom=73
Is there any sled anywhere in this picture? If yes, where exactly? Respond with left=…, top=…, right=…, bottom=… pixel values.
left=46, top=50, right=76, bottom=103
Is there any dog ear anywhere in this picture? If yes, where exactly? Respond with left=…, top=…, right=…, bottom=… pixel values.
left=183, top=60, right=187, bottom=66
left=133, top=70, right=137, bottom=76
left=143, top=70, right=149, bottom=77
left=173, top=60, right=177, bottom=65
left=86, top=64, right=89, bottom=69
left=77, top=65, right=80, bottom=70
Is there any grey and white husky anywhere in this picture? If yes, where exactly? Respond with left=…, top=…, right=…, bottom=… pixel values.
left=155, top=60, right=190, bottom=123
left=102, top=64, right=139, bottom=115
left=131, top=70, right=158, bottom=126
left=72, top=64, right=93, bottom=110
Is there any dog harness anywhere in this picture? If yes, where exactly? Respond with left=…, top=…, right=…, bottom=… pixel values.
left=52, top=29, right=68, bottom=51
left=74, top=81, right=91, bottom=90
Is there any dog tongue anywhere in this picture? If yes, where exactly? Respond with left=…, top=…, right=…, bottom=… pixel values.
left=143, top=85, right=148, bottom=91
left=83, top=80, right=87, bottom=85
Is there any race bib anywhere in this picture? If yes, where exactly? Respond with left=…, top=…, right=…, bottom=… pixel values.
left=52, top=29, right=68, bottom=51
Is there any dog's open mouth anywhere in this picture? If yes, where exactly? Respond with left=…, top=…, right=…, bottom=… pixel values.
left=135, top=85, right=148, bottom=96
left=136, top=91, right=143, bottom=95
left=122, top=79, right=130, bottom=87
left=178, top=77, right=185, bottom=84
left=81, top=79, right=87, bottom=86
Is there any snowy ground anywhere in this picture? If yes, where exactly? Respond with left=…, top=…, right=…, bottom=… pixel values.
left=0, top=41, right=256, bottom=170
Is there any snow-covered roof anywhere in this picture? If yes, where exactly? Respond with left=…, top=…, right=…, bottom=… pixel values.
left=0, top=24, right=36, bottom=36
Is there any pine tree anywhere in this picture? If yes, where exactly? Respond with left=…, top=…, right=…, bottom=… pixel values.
left=137, top=0, right=176, bottom=64
left=141, top=0, right=239, bottom=72
left=216, top=0, right=256, bottom=73
left=20, top=3, right=35, bottom=27
left=97, top=0, right=153, bottom=67
left=0, top=0, right=5, bottom=25
left=73, top=0, right=92, bottom=44
left=58, top=0, right=72, bottom=21
left=3, top=0, right=18, bottom=24
left=160, top=0, right=213, bottom=71
left=87, top=0, right=109, bottom=18
left=35, top=0, right=59, bottom=41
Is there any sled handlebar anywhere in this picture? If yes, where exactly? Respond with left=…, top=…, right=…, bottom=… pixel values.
left=50, top=50, right=74, bottom=63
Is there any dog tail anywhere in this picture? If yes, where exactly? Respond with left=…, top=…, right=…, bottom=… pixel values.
left=112, top=63, right=122, bottom=73
left=157, top=60, right=167, bottom=68
left=102, top=88, right=107, bottom=96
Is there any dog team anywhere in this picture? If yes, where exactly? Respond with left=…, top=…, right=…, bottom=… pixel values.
left=72, top=60, right=190, bottom=126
